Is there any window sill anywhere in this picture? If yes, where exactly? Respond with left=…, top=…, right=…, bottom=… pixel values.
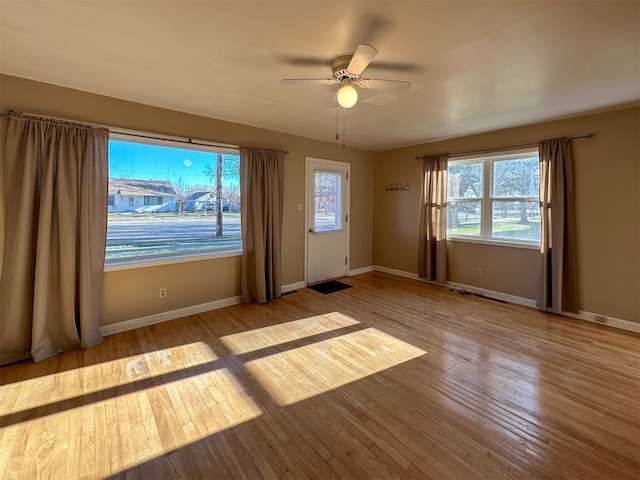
left=447, top=236, right=540, bottom=250
left=104, top=248, right=242, bottom=272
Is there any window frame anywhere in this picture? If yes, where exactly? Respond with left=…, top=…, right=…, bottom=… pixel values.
left=446, top=148, right=541, bottom=249
left=105, top=132, right=242, bottom=270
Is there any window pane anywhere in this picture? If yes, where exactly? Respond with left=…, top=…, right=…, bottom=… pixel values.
left=447, top=163, right=482, bottom=199
left=493, top=157, right=539, bottom=197
left=106, top=139, right=241, bottom=262
left=492, top=201, right=540, bottom=241
left=314, top=171, right=342, bottom=232
left=447, top=201, right=481, bottom=236
left=447, top=151, right=540, bottom=246
left=143, top=195, right=163, bottom=206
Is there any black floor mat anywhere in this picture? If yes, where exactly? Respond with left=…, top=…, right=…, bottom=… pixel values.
left=308, top=280, right=353, bottom=295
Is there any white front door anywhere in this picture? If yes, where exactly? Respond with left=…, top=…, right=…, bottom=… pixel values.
left=306, top=157, right=350, bottom=285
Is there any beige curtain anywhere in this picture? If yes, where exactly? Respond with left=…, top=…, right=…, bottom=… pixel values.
left=240, top=148, right=285, bottom=304
left=0, top=115, right=109, bottom=364
left=538, top=138, right=578, bottom=314
left=418, top=154, right=448, bottom=283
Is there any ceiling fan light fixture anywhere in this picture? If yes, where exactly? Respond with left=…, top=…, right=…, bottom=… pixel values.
left=337, top=83, right=358, bottom=108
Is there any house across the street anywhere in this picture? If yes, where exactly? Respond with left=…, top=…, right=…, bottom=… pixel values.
left=108, top=178, right=177, bottom=213
left=184, top=191, right=234, bottom=212
left=185, top=191, right=215, bottom=212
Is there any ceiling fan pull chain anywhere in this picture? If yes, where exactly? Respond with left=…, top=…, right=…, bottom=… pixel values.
left=336, top=106, right=340, bottom=140
left=342, top=107, right=346, bottom=148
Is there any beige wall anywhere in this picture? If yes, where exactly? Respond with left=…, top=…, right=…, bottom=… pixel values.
left=374, top=106, right=640, bottom=324
left=2, top=73, right=638, bottom=327
left=0, top=74, right=375, bottom=326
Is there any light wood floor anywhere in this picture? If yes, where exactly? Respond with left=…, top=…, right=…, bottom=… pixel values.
left=1, top=271, right=639, bottom=479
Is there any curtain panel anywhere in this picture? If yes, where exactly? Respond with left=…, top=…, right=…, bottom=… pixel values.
left=418, top=154, right=448, bottom=284
left=0, top=115, right=109, bottom=364
left=239, top=148, right=285, bottom=304
left=538, top=138, right=578, bottom=314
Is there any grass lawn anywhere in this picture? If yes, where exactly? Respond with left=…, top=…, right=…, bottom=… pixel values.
left=449, top=220, right=540, bottom=238
left=105, top=236, right=241, bottom=259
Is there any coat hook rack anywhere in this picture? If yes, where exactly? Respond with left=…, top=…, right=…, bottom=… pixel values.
left=385, top=184, right=409, bottom=192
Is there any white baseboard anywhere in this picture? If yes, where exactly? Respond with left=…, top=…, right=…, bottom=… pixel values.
left=100, top=281, right=307, bottom=337
left=372, top=266, right=535, bottom=307
left=282, top=281, right=306, bottom=293
left=100, top=295, right=243, bottom=336
left=100, top=269, right=640, bottom=336
left=372, top=266, right=639, bottom=333
left=348, top=265, right=374, bottom=276
left=563, top=310, right=640, bottom=333
left=444, top=281, right=538, bottom=309
left=373, top=265, right=421, bottom=281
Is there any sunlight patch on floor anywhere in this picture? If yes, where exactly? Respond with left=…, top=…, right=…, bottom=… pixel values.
left=220, top=311, right=360, bottom=354
left=245, top=326, right=426, bottom=406
left=0, top=313, right=426, bottom=477
left=0, top=367, right=262, bottom=478
left=0, top=341, right=217, bottom=417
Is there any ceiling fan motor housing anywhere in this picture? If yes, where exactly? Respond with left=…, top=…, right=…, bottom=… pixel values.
left=281, top=44, right=410, bottom=94
left=331, top=55, right=361, bottom=82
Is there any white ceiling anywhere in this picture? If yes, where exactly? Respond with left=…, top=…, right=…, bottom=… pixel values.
left=1, top=1, right=639, bottom=151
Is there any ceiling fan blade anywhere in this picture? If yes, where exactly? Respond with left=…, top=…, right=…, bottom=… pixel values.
left=347, top=44, right=378, bottom=76
left=362, top=93, right=398, bottom=106
left=350, top=14, right=391, bottom=47
left=367, top=61, right=421, bottom=73
left=278, top=55, right=329, bottom=67
left=281, top=78, right=337, bottom=85
left=357, top=78, right=411, bottom=92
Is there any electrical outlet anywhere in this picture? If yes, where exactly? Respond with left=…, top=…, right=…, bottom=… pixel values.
left=159, top=287, right=167, bottom=298
left=595, top=315, right=607, bottom=323
left=477, top=268, right=484, bottom=277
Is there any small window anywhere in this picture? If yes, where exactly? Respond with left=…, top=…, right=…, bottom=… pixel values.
left=447, top=149, right=540, bottom=245
left=106, top=136, right=241, bottom=265
left=144, top=196, right=163, bottom=205
left=313, top=170, right=343, bottom=233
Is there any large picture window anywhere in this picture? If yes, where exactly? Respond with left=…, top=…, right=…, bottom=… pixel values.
left=447, top=149, right=540, bottom=245
left=106, top=135, right=241, bottom=265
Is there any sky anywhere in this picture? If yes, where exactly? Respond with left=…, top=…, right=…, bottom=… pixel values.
left=108, top=140, right=239, bottom=188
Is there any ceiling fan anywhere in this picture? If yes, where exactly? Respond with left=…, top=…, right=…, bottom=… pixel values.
left=281, top=44, right=411, bottom=109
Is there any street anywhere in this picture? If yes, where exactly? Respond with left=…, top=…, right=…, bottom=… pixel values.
left=106, top=217, right=242, bottom=259
left=107, top=217, right=241, bottom=243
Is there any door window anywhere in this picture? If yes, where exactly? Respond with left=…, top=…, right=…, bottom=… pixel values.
left=314, top=170, right=343, bottom=233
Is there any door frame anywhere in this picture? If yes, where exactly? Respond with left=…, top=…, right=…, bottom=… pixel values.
left=304, top=156, right=351, bottom=286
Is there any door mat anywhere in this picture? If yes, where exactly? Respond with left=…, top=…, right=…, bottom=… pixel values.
left=308, top=280, right=353, bottom=295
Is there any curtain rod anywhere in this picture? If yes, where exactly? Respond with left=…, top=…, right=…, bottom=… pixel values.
left=239, top=146, right=289, bottom=155
left=113, top=130, right=241, bottom=151
left=415, top=134, right=595, bottom=160
left=1, top=110, right=288, bottom=154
